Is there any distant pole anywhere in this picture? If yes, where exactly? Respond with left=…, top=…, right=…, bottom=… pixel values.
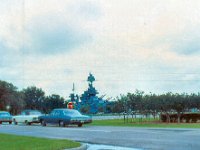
left=126, top=112, right=128, bottom=123
left=131, top=111, right=134, bottom=122
left=123, top=112, right=126, bottom=124
left=72, top=83, right=75, bottom=94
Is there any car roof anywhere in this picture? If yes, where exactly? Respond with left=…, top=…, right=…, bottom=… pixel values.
left=0, top=111, right=9, bottom=113
left=53, top=108, right=77, bottom=111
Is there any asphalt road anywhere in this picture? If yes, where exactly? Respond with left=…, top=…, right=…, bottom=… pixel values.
left=0, top=124, right=199, bottom=150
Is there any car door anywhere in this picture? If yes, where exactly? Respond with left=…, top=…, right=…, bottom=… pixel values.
left=48, top=110, right=59, bottom=124
left=53, top=110, right=61, bottom=124
left=45, top=111, right=55, bottom=124
left=18, top=112, right=26, bottom=122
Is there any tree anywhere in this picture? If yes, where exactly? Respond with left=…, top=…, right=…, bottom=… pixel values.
left=0, top=80, right=25, bottom=114
left=111, top=101, right=124, bottom=113
left=143, top=93, right=159, bottom=119
left=44, top=94, right=65, bottom=113
left=23, top=86, right=45, bottom=110
left=171, top=93, right=187, bottom=123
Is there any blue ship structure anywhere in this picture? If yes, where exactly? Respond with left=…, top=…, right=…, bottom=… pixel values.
left=69, top=73, right=111, bottom=114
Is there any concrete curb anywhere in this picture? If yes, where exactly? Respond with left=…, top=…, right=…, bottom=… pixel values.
left=65, top=144, right=87, bottom=150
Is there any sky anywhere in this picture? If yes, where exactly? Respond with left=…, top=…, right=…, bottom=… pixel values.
left=1, top=0, right=200, bottom=99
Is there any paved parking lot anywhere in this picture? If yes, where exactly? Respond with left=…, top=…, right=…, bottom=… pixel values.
left=0, top=124, right=200, bottom=150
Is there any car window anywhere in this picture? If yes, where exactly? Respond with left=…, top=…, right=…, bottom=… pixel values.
left=21, top=111, right=42, bottom=115
left=54, top=111, right=58, bottom=116
left=54, top=111, right=61, bottom=116
left=60, top=111, right=64, bottom=116
left=29, top=111, right=42, bottom=115
left=50, top=111, right=55, bottom=116
left=63, top=110, right=82, bottom=116
left=51, top=110, right=60, bottom=116
left=25, top=112, right=30, bottom=115
left=21, top=111, right=30, bottom=115
left=21, top=112, right=26, bottom=115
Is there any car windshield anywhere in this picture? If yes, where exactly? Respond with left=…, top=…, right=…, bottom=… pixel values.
left=29, top=111, right=42, bottom=115
left=23, top=111, right=42, bottom=115
left=0, top=112, right=10, bottom=116
left=63, top=110, right=82, bottom=116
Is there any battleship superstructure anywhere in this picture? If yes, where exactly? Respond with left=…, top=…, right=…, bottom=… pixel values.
left=69, top=73, right=110, bottom=114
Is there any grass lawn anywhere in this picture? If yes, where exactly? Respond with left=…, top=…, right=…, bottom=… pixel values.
left=90, top=118, right=200, bottom=128
left=0, top=133, right=80, bottom=150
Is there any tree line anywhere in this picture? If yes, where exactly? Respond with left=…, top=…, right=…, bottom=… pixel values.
left=0, top=80, right=66, bottom=115
left=112, top=90, right=200, bottom=123
left=1, top=80, right=200, bottom=119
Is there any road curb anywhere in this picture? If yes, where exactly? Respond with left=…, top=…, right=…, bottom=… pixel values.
left=65, top=144, right=87, bottom=150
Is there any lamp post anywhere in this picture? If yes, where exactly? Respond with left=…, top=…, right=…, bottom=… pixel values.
left=6, top=105, right=11, bottom=111
left=123, top=98, right=127, bottom=124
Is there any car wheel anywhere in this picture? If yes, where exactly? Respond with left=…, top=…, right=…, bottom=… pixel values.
left=0, top=122, right=2, bottom=124
left=41, top=120, right=46, bottom=126
left=13, top=119, right=18, bottom=125
left=78, top=123, right=83, bottom=127
left=59, top=120, right=65, bottom=127
left=9, top=121, right=12, bottom=125
left=25, top=120, right=30, bottom=125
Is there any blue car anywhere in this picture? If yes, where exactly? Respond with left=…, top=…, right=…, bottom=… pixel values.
left=0, top=111, right=12, bottom=124
left=39, top=109, right=92, bottom=127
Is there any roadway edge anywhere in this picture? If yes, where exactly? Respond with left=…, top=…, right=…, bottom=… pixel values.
left=65, top=144, right=87, bottom=150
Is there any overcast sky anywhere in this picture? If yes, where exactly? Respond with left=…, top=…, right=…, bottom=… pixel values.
left=1, top=0, right=200, bottom=99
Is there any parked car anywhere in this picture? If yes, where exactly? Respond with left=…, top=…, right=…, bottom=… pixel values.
left=0, top=111, right=12, bottom=124
left=12, top=110, right=42, bottom=125
left=39, top=109, right=92, bottom=127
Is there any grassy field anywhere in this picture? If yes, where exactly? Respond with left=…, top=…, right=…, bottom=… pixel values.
left=0, top=133, right=80, bottom=150
left=90, top=118, right=200, bottom=128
